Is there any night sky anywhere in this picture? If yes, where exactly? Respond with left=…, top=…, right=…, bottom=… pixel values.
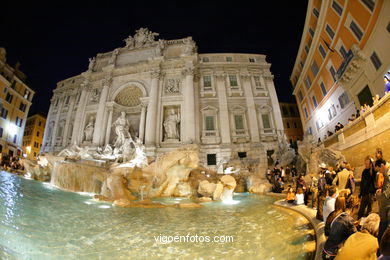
left=1, top=1, right=307, bottom=116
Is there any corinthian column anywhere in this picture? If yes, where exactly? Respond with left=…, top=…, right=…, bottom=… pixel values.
left=42, top=102, right=54, bottom=152
left=241, top=74, right=260, bottom=142
left=51, top=95, right=64, bottom=150
left=215, top=73, right=231, bottom=143
left=71, top=80, right=89, bottom=144
left=93, top=76, right=111, bottom=145
left=105, top=107, right=113, bottom=145
left=144, top=70, right=160, bottom=145
left=62, top=95, right=76, bottom=146
left=265, top=76, right=284, bottom=136
left=182, top=66, right=196, bottom=143
left=138, top=101, right=148, bottom=143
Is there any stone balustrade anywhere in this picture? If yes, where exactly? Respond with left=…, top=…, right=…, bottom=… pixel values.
left=323, top=92, right=390, bottom=167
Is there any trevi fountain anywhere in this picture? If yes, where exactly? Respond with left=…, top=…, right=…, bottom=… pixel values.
left=0, top=28, right=316, bottom=259
left=0, top=118, right=316, bottom=259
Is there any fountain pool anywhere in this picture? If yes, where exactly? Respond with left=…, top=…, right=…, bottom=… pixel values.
left=0, top=171, right=315, bottom=259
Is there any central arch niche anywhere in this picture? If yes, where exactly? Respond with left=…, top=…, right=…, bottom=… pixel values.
left=109, top=84, right=145, bottom=145
left=114, top=85, right=143, bottom=107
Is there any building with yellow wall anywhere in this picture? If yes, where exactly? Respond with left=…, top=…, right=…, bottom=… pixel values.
left=279, top=102, right=304, bottom=149
left=22, top=113, right=46, bottom=159
left=290, top=0, right=390, bottom=141
left=0, top=48, right=35, bottom=156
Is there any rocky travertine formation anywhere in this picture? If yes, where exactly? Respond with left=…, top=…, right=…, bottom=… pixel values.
left=271, top=137, right=296, bottom=167
left=246, top=175, right=273, bottom=194
left=22, top=139, right=281, bottom=207
left=197, top=175, right=237, bottom=201
left=297, top=134, right=346, bottom=174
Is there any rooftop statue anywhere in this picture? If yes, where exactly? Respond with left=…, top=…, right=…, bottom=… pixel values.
left=124, top=28, right=159, bottom=49
left=88, top=57, right=95, bottom=71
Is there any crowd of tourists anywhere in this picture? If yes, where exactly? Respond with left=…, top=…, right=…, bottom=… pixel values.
left=320, top=91, right=390, bottom=143
left=270, top=147, right=389, bottom=259
left=0, top=154, right=23, bottom=172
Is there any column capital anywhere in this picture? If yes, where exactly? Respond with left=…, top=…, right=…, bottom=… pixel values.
left=193, top=72, right=201, bottom=82
left=182, top=66, right=194, bottom=76
left=263, top=72, right=274, bottom=80
left=214, top=73, right=226, bottom=80
left=140, top=97, right=149, bottom=108
left=150, top=69, right=161, bottom=79
left=80, top=79, right=90, bottom=91
left=102, top=76, right=112, bottom=87
left=240, top=73, right=251, bottom=80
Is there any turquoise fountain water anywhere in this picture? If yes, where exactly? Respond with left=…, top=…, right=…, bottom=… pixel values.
left=0, top=171, right=314, bottom=259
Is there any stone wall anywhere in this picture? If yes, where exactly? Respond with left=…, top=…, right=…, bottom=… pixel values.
left=341, top=128, right=390, bottom=168
left=324, top=93, right=390, bottom=168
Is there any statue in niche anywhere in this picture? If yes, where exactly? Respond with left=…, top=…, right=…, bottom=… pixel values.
left=163, top=108, right=180, bottom=140
left=84, top=116, right=95, bottom=142
left=90, top=88, right=101, bottom=103
left=165, top=78, right=180, bottom=93
left=88, top=57, right=96, bottom=71
left=113, top=111, right=133, bottom=148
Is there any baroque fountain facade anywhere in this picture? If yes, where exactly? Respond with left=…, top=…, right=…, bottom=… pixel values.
left=41, top=28, right=285, bottom=171
left=1, top=29, right=320, bottom=259
left=27, top=28, right=291, bottom=205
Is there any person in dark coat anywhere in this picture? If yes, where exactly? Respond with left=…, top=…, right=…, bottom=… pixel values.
left=291, top=165, right=297, bottom=178
left=296, top=174, right=306, bottom=192
left=322, top=209, right=357, bottom=259
left=358, top=156, right=377, bottom=219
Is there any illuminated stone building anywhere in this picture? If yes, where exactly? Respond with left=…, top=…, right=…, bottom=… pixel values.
left=290, top=0, right=390, bottom=140
left=279, top=102, right=303, bottom=149
left=42, top=28, right=285, bottom=170
left=22, top=113, right=46, bottom=159
left=0, top=48, right=35, bottom=156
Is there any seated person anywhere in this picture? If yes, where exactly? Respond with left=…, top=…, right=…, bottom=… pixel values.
left=385, top=75, right=390, bottom=94
left=286, top=186, right=295, bottom=203
left=373, top=94, right=380, bottom=106
left=294, top=188, right=305, bottom=205
left=322, top=201, right=357, bottom=259
left=335, top=213, right=380, bottom=259
left=323, top=186, right=338, bottom=223
left=272, top=177, right=284, bottom=193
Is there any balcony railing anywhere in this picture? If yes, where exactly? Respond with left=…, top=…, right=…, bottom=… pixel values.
left=235, top=129, right=246, bottom=135
left=336, top=50, right=354, bottom=80
left=204, top=130, right=217, bottom=136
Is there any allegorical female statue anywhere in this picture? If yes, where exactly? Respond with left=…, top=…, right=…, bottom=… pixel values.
left=84, top=116, right=95, bottom=142
left=113, top=111, right=132, bottom=148
left=163, top=109, right=180, bottom=140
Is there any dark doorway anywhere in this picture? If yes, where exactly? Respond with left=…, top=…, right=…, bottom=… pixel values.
left=238, top=152, right=247, bottom=159
left=267, top=150, right=274, bottom=166
left=358, top=85, right=373, bottom=107
left=207, top=154, right=216, bottom=165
